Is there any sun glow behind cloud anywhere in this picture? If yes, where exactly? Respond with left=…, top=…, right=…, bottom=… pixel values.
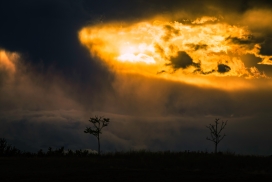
left=0, top=50, right=17, bottom=74
left=79, top=16, right=272, bottom=90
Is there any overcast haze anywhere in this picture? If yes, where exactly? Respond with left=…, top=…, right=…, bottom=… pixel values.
left=1, top=0, right=272, bottom=155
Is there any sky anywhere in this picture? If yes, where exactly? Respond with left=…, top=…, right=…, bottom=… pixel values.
left=1, top=0, right=272, bottom=155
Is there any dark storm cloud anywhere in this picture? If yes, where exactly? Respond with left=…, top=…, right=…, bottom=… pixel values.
left=193, top=63, right=231, bottom=75
left=0, top=111, right=91, bottom=152
left=217, top=64, right=231, bottom=74
left=226, top=35, right=262, bottom=45
left=167, top=51, right=194, bottom=70
left=260, top=38, right=272, bottom=56
left=0, top=0, right=113, bottom=89
left=240, top=54, right=272, bottom=77
left=0, top=65, right=12, bottom=87
left=99, top=0, right=272, bottom=21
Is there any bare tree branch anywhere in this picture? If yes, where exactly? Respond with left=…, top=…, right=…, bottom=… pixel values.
left=206, top=118, right=227, bottom=153
left=84, top=116, right=110, bottom=156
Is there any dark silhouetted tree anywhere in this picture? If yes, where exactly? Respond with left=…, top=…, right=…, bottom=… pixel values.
left=206, top=118, right=227, bottom=154
left=0, top=138, right=21, bottom=156
left=84, top=116, right=110, bottom=155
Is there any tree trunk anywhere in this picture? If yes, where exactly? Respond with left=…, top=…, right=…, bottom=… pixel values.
left=215, top=143, right=217, bottom=154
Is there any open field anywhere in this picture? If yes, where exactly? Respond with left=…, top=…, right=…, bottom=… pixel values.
left=1, top=151, right=272, bottom=181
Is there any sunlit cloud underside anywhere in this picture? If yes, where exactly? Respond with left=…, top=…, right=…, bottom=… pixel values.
left=79, top=16, right=272, bottom=90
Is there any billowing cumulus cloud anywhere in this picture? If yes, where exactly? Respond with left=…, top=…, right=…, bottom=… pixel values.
left=79, top=15, right=271, bottom=89
left=1, top=0, right=272, bottom=155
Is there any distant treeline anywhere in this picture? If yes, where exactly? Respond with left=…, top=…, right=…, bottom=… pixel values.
left=0, top=137, right=228, bottom=158
left=0, top=137, right=271, bottom=159
left=0, top=138, right=96, bottom=157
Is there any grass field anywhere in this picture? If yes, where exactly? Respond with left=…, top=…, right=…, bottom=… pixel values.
left=1, top=150, right=272, bottom=181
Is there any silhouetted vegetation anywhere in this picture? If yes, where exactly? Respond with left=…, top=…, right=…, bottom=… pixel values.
left=0, top=138, right=21, bottom=157
left=206, top=118, right=227, bottom=153
left=84, top=116, right=110, bottom=156
left=0, top=148, right=272, bottom=181
left=0, top=138, right=99, bottom=158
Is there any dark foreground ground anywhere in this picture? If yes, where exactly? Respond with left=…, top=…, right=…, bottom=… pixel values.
left=1, top=151, right=272, bottom=181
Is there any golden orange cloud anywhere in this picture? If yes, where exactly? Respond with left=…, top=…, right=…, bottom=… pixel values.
left=0, top=50, right=17, bottom=74
left=79, top=16, right=271, bottom=90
